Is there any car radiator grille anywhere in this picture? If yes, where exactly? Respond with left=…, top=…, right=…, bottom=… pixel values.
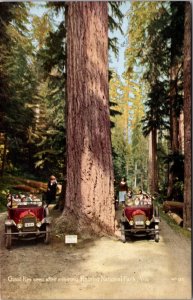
left=22, top=216, right=36, bottom=232
left=133, top=215, right=146, bottom=228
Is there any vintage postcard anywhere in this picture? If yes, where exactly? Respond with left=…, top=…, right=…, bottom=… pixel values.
left=0, top=1, right=191, bottom=299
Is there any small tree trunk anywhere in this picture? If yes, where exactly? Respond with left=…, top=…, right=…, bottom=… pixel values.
left=170, top=63, right=179, bottom=154
left=148, top=132, right=152, bottom=193
left=59, top=3, right=68, bottom=210
left=167, top=64, right=179, bottom=199
left=0, top=134, right=7, bottom=176
left=152, top=128, right=158, bottom=193
left=183, top=2, right=191, bottom=228
left=179, top=111, right=184, bottom=154
left=134, top=161, right=137, bottom=188
left=148, top=129, right=158, bottom=194
left=64, top=2, right=115, bottom=234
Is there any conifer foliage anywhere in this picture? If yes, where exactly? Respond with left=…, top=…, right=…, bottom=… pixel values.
left=125, top=1, right=191, bottom=227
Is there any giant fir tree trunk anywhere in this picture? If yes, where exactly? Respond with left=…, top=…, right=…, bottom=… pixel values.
left=64, top=2, right=115, bottom=234
left=183, top=2, right=191, bottom=228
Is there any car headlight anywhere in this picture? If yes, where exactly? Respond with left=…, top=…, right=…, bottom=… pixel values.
left=129, top=220, right=134, bottom=226
left=146, top=220, right=150, bottom=226
left=36, top=222, right=42, bottom=228
left=17, top=223, right=23, bottom=229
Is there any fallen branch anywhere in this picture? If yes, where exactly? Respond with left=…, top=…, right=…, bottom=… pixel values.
left=14, top=177, right=47, bottom=190
left=163, top=201, right=184, bottom=217
left=12, top=185, right=38, bottom=193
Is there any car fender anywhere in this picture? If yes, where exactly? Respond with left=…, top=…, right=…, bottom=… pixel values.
left=42, top=217, right=52, bottom=224
left=153, top=217, right=160, bottom=223
left=5, top=219, right=16, bottom=227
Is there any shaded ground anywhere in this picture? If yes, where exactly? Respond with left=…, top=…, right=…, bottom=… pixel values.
left=0, top=206, right=191, bottom=300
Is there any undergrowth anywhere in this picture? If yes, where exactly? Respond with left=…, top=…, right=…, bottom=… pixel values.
left=155, top=197, right=191, bottom=240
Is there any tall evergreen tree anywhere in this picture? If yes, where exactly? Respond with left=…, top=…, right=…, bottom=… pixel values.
left=64, top=2, right=115, bottom=234
left=125, top=2, right=185, bottom=197
left=0, top=2, right=36, bottom=174
left=167, top=2, right=185, bottom=198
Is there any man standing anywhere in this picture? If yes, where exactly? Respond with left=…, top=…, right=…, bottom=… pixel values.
left=46, top=175, right=57, bottom=206
left=118, top=177, right=128, bottom=205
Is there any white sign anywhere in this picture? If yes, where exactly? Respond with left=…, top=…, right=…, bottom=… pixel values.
left=65, top=235, right=78, bottom=244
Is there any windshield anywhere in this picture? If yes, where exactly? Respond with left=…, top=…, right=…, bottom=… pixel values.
left=125, top=193, right=152, bottom=207
left=7, top=194, right=43, bottom=208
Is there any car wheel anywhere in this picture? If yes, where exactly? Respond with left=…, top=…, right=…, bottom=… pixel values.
left=155, top=233, right=159, bottom=243
left=44, top=225, right=51, bottom=244
left=115, top=201, right=119, bottom=210
left=44, top=206, right=49, bottom=217
left=121, top=224, right=126, bottom=243
left=5, top=227, right=12, bottom=249
left=154, top=206, right=159, bottom=218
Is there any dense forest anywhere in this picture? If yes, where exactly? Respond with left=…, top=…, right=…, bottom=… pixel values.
left=0, top=2, right=191, bottom=230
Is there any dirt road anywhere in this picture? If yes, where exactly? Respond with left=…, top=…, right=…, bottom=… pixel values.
left=0, top=208, right=191, bottom=300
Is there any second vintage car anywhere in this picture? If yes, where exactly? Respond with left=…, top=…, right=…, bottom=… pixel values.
left=120, top=193, right=160, bottom=242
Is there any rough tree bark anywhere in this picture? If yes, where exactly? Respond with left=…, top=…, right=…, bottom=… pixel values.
left=183, top=2, right=191, bottom=228
left=148, top=129, right=158, bottom=194
left=63, top=2, right=115, bottom=234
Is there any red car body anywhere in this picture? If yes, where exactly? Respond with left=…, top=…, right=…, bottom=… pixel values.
left=120, top=194, right=160, bottom=242
left=4, top=195, right=51, bottom=249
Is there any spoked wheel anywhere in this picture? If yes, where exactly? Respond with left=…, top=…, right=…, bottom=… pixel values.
left=5, top=227, right=12, bottom=249
left=154, top=206, right=159, bottom=218
left=44, top=225, right=51, bottom=244
left=44, top=206, right=49, bottom=217
left=154, top=232, right=159, bottom=243
left=115, top=201, right=119, bottom=210
left=121, top=223, right=126, bottom=243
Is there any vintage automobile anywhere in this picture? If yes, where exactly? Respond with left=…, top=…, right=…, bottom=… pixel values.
left=4, top=194, right=51, bottom=249
left=120, top=193, right=160, bottom=243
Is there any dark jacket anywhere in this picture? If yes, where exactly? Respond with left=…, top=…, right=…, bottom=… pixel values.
left=46, top=180, right=57, bottom=204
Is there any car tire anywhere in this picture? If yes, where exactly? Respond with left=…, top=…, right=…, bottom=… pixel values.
left=154, top=206, right=159, bottom=218
left=44, top=225, right=51, bottom=244
left=121, top=224, right=126, bottom=243
left=120, top=216, right=126, bottom=223
left=5, top=227, right=12, bottom=249
left=115, top=201, right=119, bottom=210
left=44, top=206, right=49, bottom=217
left=155, top=233, right=159, bottom=243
